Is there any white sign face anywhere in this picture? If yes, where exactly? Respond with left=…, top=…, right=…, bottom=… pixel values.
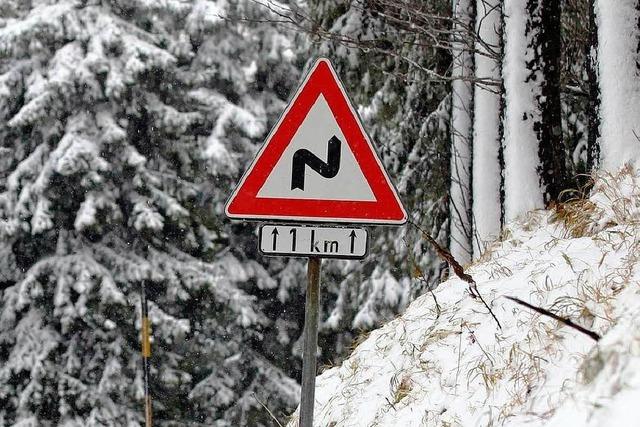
left=259, top=224, right=368, bottom=259
left=256, top=94, right=376, bottom=201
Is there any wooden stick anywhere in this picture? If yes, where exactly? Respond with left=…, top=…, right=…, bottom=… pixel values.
left=408, top=221, right=502, bottom=329
left=505, top=296, right=601, bottom=341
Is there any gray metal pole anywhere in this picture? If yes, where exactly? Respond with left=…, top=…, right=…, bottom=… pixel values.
left=299, top=256, right=321, bottom=427
left=140, top=281, right=152, bottom=427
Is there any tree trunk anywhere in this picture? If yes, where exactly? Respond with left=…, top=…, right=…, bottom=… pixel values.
left=472, top=0, right=502, bottom=258
left=595, top=0, right=640, bottom=171
left=502, top=0, right=545, bottom=221
left=586, top=0, right=600, bottom=171
left=536, top=0, right=566, bottom=202
left=449, top=0, right=474, bottom=264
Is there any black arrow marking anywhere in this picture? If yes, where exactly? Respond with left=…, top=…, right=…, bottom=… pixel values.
left=349, top=230, right=357, bottom=253
left=291, top=136, right=342, bottom=190
left=289, top=228, right=297, bottom=252
left=271, top=227, right=279, bottom=251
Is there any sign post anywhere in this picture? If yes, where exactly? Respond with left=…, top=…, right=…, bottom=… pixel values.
left=225, top=58, right=406, bottom=426
left=300, top=257, right=321, bottom=427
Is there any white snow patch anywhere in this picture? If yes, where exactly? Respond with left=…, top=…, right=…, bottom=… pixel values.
left=288, top=167, right=640, bottom=426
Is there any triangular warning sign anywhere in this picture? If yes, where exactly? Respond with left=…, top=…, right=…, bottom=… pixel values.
left=225, top=58, right=407, bottom=225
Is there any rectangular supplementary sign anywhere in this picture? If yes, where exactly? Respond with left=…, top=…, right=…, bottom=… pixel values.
left=259, top=224, right=368, bottom=259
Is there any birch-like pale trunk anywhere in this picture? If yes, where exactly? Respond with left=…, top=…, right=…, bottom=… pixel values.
left=472, top=0, right=502, bottom=258
left=450, top=0, right=474, bottom=265
left=595, top=0, right=640, bottom=171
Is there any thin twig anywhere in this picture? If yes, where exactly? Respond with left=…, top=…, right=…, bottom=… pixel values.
left=402, top=237, right=441, bottom=317
left=505, top=296, right=601, bottom=342
left=252, top=393, right=284, bottom=427
left=462, top=323, right=494, bottom=367
left=408, top=220, right=502, bottom=330
left=239, top=0, right=504, bottom=86
left=454, top=320, right=463, bottom=394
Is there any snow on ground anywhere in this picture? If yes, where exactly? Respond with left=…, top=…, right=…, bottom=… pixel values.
left=288, top=168, right=640, bottom=426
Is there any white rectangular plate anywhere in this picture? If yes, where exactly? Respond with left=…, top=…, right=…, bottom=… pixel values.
left=259, top=224, right=368, bottom=259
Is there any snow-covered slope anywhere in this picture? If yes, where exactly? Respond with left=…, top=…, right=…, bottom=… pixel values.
left=289, top=168, right=640, bottom=426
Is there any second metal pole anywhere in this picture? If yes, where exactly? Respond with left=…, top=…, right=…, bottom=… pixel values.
left=141, top=282, right=153, bottom=427
left=299, top=256, right=321, bottom=427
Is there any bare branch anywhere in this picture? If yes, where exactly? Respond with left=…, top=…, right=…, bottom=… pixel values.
left=403, top=237, right=441, bottom=317
left=252, top=392, right=285, bottom=427
left=240, top=0, right=504, bottom=87
left=408, top=220, right=502, bottom=330
left=505, top=296, right=601, bottom=342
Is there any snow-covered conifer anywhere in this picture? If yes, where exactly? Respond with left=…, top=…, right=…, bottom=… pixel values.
left=0, top=1, right=300, bottom=425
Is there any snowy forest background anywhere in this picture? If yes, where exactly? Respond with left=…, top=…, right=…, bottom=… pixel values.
left=0, top=0, right=639, bottom=426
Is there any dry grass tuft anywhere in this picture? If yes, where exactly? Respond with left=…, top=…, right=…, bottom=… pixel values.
left=549, top=173, right=600, bottom=237
left=551, top=198, right=598, bottom=238
left=348, top=330, right=371, bottom=354
left=389, top=373, right=413, bottom=405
